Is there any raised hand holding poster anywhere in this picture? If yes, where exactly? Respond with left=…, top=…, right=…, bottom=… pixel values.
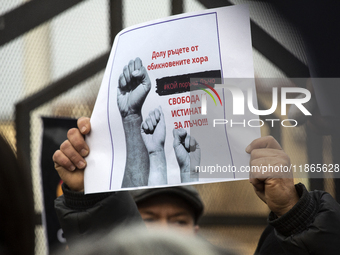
left=85, top=5, right=260, bottom=193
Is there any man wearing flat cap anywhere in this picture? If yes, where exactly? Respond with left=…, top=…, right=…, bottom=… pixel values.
left=130, top=186, right=204, bottom=234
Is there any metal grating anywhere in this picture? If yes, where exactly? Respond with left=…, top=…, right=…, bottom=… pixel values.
left=49, top=0, right=109, bottom=80
left=1, top=1, right=338, bottom=254
left=184, top=0, right=205, bottom=12
left=0, top=0, right=24, bottom=15
left=1, top=0, right=109, bottom=254
left=123, top=0, right=171, bottom=28
left=230, top=0, right=308, bottom=65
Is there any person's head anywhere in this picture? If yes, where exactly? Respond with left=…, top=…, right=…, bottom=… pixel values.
left=0, top=135, right=35, bottom=255
left=65, top=225, right=236, bottom=255
left=130, top=186, right=204, bottom=234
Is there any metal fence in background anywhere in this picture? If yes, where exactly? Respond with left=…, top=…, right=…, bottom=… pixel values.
left=1, top=0, right=338, bottom=254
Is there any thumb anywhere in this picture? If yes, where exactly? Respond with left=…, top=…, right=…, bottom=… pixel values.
left=250, top=178, right=266, bottom=203
left=189, top=136, right=199, bottom=152
left=246, top=136, right=282, bottom=153
left=132, top=66, right=147, bottom=80
left=173, top=128, right=187, bottom=147
left=77, top=117, right=91, bottom=135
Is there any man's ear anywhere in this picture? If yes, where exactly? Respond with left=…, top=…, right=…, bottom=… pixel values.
left=194, top=225, right=199, bottom=234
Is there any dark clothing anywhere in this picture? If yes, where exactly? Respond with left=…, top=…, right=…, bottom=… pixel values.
left=55, top=183, right=340, bottom=254
left=54, top=186, right=143, bottom=246
left=255, top=183, right=340, bottom=254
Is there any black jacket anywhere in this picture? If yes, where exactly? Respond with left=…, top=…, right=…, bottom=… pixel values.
left=55, top=183, right=340, bottom=254
left=54, top=189, right=143, bottom=245
left=255, top=183, right=340, bottom=254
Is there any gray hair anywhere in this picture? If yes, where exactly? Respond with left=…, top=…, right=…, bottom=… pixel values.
left=65, top=225, right=236, bottom=255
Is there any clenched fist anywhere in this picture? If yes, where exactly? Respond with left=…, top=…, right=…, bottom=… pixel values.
left=117, top=57, right=151, bottom=120
left=141, top=107, right=166, bottom=154
left=247, top=136, right=299, bottom=216
left=173, top=128, right=200, bottom=183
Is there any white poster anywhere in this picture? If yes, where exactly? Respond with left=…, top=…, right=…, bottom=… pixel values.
left=85, top=5, right=260, bottom=193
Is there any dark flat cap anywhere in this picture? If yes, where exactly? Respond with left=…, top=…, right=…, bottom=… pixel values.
left=130, top=186, right=204, bottom=223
